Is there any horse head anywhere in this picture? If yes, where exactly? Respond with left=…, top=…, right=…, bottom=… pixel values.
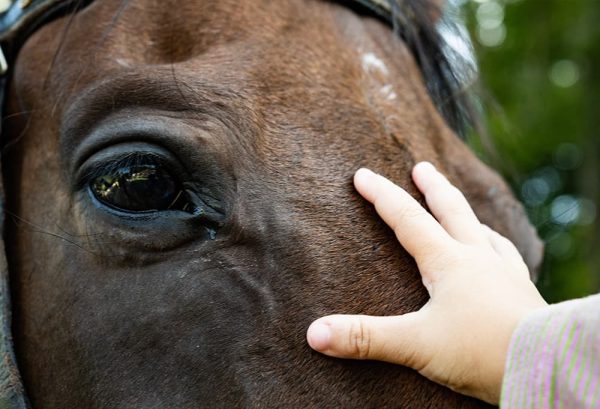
left=0, top=0, right=542, bottom=407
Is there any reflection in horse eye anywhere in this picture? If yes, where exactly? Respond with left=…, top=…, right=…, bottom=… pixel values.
left=90, top=165, right=191, bottom=213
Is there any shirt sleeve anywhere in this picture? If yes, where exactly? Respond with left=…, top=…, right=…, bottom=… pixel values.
left=500, top=293, right=600, bottom=408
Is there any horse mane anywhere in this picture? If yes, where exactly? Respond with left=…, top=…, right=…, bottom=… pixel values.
left=338, top=0, right=480, bottom=138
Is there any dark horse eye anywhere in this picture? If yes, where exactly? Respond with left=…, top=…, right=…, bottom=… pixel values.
left=90, top=164, right=190, bottom=213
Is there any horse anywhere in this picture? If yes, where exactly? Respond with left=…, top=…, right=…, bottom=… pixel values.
left=0, top=0, right=543, bottom=407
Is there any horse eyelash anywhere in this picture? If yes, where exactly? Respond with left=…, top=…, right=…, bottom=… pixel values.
left=79, top=152, right=168, bottom=186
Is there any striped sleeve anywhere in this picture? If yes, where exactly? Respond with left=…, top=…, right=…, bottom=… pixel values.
left=500, top=293, right=600, bottom=409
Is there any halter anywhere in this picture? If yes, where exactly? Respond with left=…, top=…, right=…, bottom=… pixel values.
left=0, top=1, right=469, bottom=407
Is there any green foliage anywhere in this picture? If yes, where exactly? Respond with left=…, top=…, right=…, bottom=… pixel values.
left=463, top=0, right=600, bottom=302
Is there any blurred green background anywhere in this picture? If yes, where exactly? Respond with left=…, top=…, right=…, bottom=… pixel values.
left=461, top=0, right=599, bottom=302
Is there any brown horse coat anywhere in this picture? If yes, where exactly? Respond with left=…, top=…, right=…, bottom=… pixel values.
left=1, top=0, right=541, bottom=407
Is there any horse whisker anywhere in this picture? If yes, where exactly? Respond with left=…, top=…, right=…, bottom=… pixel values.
left=5, top=211, right=96, bottom=255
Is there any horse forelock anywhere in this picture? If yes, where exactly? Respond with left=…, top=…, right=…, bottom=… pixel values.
left=404, top=1, right=479, bottom=137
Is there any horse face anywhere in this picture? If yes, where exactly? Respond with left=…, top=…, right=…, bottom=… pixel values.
left=3, top=0, right=538, bottom=407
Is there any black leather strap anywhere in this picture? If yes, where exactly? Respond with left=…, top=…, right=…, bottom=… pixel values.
left=0, top=0, right=95, bottom=74
left=345, top=0, right=392, bottom=20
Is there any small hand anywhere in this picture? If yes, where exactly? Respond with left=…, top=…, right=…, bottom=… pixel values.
left=306, top=162, right=547, bottom=404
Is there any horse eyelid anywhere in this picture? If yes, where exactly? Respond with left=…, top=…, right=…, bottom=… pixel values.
left=76, top=152, right=182, bottom=189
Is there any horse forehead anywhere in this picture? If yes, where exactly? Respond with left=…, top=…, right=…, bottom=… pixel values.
left=15, top=0, right=347, bottom=96
left=14, top=0, right=432, bottom=153
left=52, top=0, right=320, bottom=58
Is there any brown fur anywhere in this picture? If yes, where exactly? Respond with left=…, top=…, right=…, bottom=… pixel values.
left=2, top=0, right=541, bottom=407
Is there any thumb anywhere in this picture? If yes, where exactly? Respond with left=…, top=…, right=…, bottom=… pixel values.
left=306, top=312, right=427, bottom=368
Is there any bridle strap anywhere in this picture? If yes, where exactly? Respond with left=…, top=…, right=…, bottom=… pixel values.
left=344, top=0, right=393, bottom=19
left=0, top=0, right=95, bottom=74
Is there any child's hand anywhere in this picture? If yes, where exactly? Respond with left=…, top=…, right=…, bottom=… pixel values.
left=306, top=162, right=548, bottom=404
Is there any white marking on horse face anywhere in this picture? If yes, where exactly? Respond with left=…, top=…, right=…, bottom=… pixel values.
left=361, top=52, right=389, bottom=76
left=379, top=84, right=397, bottom=101
left=358, top=47, right=400, bottom=133
left=115, top=58, right=132, bottom=68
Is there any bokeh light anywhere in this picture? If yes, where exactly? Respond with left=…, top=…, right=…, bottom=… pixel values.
left=462, top=0, right=600, bottom=302
left=549, top=60, right=580, bottom=88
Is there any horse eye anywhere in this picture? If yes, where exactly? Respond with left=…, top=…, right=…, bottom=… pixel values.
left=90, top=165, right=191, bottom=213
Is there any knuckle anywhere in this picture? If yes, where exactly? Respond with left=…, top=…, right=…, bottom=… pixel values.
left=417, top=242, right=446, bottom=264
left=421, top=247, right=463, bottom=272
left=347, top=317, right=372, bottom=359
left=432, top=184, right=466, bottom=209
left=389, top=206, right=422, bottom=231
left=394, top=204, right=418, bottom=219
left=427, top=192, right=459, bottom=217
left=431, top=176, right=456, bottom=195
left=501, top=236, right=518, bottom=250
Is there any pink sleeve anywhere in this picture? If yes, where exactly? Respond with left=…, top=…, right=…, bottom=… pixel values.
left=501, top=293, right=600, bottom=408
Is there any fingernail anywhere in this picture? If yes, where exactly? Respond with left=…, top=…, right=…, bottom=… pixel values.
left=356, top=167, right=376, bottom=179
left=355, top=168, right=379, bottom=186
left=307, top=322, right=331, bottom=351
left=414, top=161, right=436, bottom=173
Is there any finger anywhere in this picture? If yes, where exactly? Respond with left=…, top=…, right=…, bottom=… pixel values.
left=412, top=162, right=486, bottom=245
left=306, top=313, right=427, bottom=369
left=482, top=225, right=530, bottom=279
left=482, top=225, right=521, bottom=260
left=354, top=168, right=454, bottom=264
